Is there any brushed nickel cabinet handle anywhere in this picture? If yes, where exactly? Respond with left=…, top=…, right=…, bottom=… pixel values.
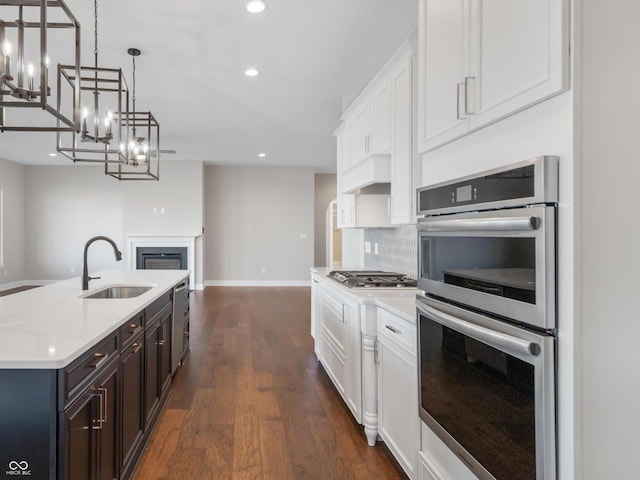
left=385, top=324, right=401, bottom=334
left=465, top=76, right=475, bottom=114
left=456, top=83, right=465, bottom=120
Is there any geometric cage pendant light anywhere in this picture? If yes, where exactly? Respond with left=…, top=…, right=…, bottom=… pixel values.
left=106, top=47, right=159, bottom=181
left=56, top=0, right=128, bottom=163
left=0, top=0, right=81, bottom=133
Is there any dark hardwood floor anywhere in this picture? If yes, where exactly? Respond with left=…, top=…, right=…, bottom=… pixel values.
left=133, top=286, right=404, bottom=480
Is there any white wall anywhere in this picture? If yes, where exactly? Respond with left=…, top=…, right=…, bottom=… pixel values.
left=25, top=165, right=124, bottom=281
left=0, top=158, right=26, bottom=286
left=22, top=161, right=204, bottom=284
left=121, top=162, right=203, bottom=235
left=204, top=166, right=314, bottom=285
left=578, top=1, right=640, bottom=478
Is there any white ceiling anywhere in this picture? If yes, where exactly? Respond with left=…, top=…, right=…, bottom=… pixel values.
left=0, top=0, right=418, bottom=172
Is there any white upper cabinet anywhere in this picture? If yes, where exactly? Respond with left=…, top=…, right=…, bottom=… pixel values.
left=370, top=81, right=393, bottom=155
left=417, top=0, right=469, bottom=152
left=336, top=41, right=414, bottom=227
left=390, top=49, right=414, bottom=225
left=347, top=77, right=392, bottom=168
left=417, top=0, right=569, bottom=153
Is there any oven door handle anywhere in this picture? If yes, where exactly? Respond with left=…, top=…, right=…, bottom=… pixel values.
left=417, top=301, right=541, bottom=358
left=420, top=216, right=539, bottom=232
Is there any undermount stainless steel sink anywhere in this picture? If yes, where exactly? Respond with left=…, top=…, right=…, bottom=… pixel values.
left=83, top=285, right=153, bottom=299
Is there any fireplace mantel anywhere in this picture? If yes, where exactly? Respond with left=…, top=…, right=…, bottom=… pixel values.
left=125, top=234, right=200, bottom=288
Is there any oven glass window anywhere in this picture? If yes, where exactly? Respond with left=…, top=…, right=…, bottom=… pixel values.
left=421, top=236, right=536, bottom=304
left=420, top=313, right=536, bottom=480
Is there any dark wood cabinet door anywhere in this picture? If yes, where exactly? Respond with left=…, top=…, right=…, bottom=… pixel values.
left=95, top=364, right=119, bottom=480
left=144, top=322, right=160, bottom=425
left=121, top=339, right=144, bottom=475
left=159, top=311, right=173, bottom=395
left=63, top=391, right=94, bottom=480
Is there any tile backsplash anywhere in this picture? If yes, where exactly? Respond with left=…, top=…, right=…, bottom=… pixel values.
left=364, top=225, right=417, bottom=278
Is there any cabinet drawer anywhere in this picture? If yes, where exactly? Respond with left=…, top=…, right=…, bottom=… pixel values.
left=320, top=290, right=347, bottom=351
left=145, top=292, right=172, bottom=325
left=377, top=308, right=416, bottom=355
left=120, top=312, right=144, bottom=350
left=60, top=330, right=119, bottom=408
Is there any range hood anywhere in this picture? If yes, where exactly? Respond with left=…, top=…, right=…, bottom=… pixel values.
left=341, top=153, right=391, bottom=194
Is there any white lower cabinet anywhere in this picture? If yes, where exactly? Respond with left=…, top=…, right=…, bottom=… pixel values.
left=377, top=308, right=418, bottom=479
left=419, top=451, right=446, bottom=480
left=316, top=282, right=362, bottom=422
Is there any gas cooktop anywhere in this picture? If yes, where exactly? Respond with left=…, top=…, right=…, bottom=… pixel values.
left=328, top=270, right=418, bottom=289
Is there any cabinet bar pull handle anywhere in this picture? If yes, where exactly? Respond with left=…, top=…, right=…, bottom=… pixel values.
left=385, top=324, right=401, bottom=334
left=159, top=323, right=167, bottom=346
left=464, top=76, right=475, bottom=114
left=132, top=342, right=142, bottom=354
left=97, top=387, right=108, bottom=425
left=456, top=83, right=465, bottom=120
left=88, top=352, right=109, bottom=370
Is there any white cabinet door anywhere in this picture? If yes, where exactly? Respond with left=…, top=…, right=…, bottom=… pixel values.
left=390, top=52, right=414, bottom=225
left=335, top=126, right=357, bottom=229
left=468, top=0, right=569, bottom=127
left=316, top=285, right=362, bottom=423
left=317, top=289, right=349, bottom=400
left=370, top=80, right=392, bottom=155
left=417, top=0, right=469, bottom=153
left=417, top=0, right=568, bottom=153
left=377, top=309, right=418, bottom=479
left=351, top=101, right=371, bottom=164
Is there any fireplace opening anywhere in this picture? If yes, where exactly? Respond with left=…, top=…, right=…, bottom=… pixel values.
left=136, top=247, right=188, bottom=270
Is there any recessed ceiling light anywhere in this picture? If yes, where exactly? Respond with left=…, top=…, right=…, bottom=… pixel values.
left=246, top=0, right=267, bottom=13
left=258, top=152, right=266, bottom=158
left=48, top=153, right=57, bottom=157
left=244, top=67, right=259, bottom=77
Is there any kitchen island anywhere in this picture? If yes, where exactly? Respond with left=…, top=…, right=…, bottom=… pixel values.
left=0, top=269, right=189, bottom=480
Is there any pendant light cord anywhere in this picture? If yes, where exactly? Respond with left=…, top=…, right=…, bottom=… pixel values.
left=132, top=53, right=136, bottom=137
left=93, top=0, right=99, bottom=66
left=132, top=54, right=136, bottom=112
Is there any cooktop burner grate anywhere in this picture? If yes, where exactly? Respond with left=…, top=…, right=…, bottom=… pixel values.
left=328, top=270, right=417, bottom=289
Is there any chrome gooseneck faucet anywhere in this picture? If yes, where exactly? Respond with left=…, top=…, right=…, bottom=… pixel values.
left=82, top=236, right=123, bottom=290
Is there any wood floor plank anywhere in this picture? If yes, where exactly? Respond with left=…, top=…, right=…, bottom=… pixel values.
left=259, top=419, right=295, bottom=480
left=232, top=404, right=263, bottom=480
left=131, top=286, right=403, bottom=480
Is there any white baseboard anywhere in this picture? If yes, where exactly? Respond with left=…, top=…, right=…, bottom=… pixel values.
left=204, top=280, right=311, bottom=287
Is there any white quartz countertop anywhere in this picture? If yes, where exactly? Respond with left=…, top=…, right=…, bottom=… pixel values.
left=311, top=267, right=420, bottom=323
left=0, top=269, right=189, bottom=369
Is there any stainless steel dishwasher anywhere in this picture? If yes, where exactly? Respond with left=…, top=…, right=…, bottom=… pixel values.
left=171, top=281, right=189, bottom=374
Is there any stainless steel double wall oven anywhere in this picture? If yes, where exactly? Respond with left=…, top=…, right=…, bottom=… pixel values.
left=416, top=157, right=558, bottom=480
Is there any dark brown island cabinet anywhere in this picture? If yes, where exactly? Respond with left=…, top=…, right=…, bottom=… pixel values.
left=0, top=279, right=190, bottom=480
